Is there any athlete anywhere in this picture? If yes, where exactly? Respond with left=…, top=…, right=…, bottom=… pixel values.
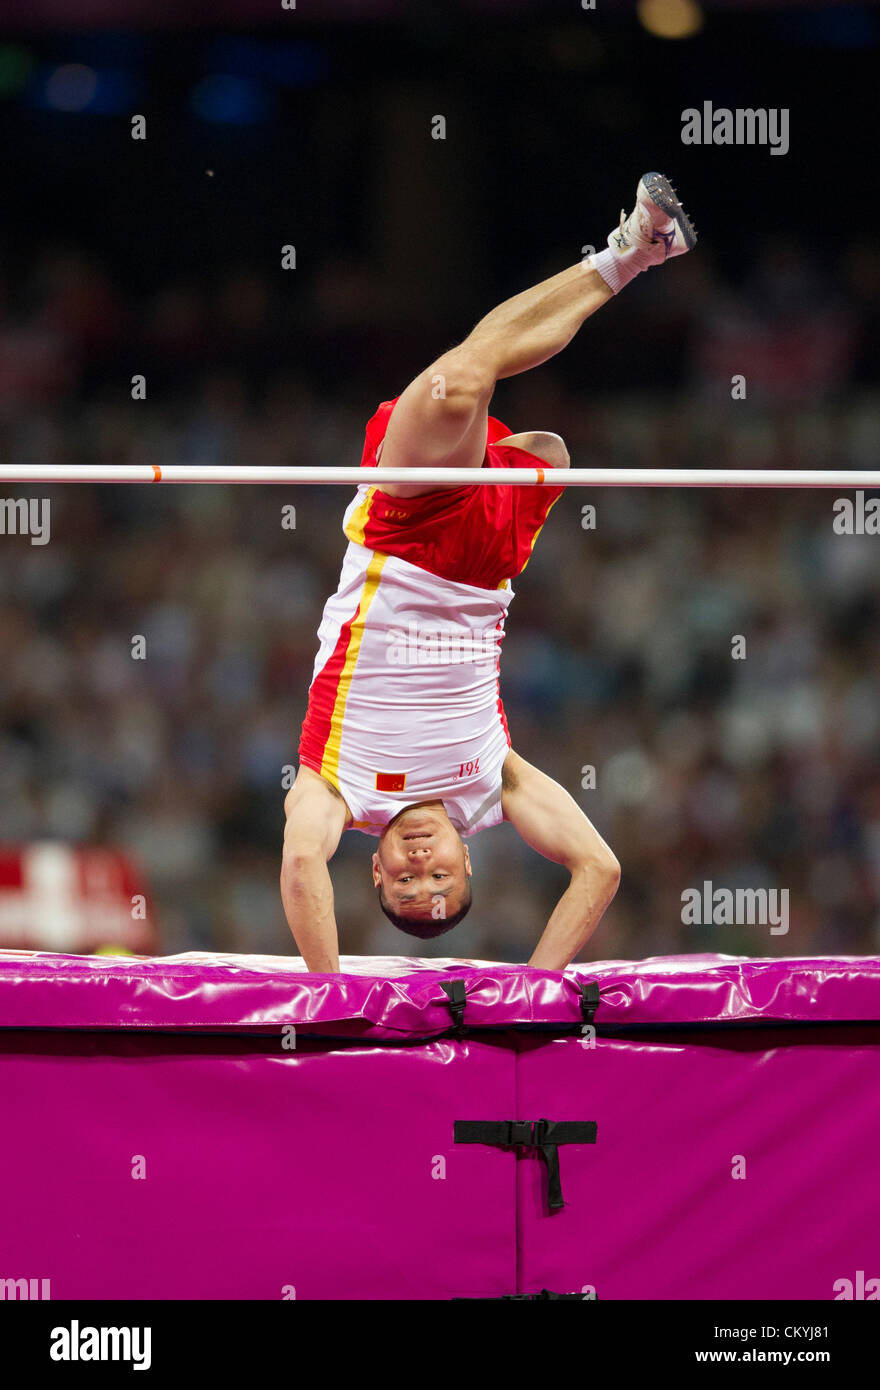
left=282, top=174, right=696, bottom=972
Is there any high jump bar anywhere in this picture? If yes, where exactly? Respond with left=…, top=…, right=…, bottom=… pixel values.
left=0, top=465, right=878, bottom=488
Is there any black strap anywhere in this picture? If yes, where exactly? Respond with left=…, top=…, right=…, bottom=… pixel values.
left=454, top=1118, right=597, bottom=1212
left=439, top=979, right=467, bottom=1036
left=533, top=1289, right=596, bottom=1301
left=455, top=1121, right=534, bottom=1147
left=579, top=980, right=600, bottom=1025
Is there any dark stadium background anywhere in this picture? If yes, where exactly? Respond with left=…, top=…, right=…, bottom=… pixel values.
left=0, top=0, right=878, bottom=961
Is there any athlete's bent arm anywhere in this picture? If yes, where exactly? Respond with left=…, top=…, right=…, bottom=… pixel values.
left=280, top=769, right=350, bottom=973
left=501, top=750, right=620, bottom=971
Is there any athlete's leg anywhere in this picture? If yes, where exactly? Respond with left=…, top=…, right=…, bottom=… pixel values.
left=378, top=268, right=610, bottom=495
left=379, top=172, right=694, bottom=496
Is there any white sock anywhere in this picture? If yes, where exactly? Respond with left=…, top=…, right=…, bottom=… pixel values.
left=590, top=245, right=656, bottom=294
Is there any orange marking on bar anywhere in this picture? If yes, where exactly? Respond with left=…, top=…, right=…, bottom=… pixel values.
left=536, top=467, right=545, bottom=484
left=152, top=465, right=162, bottom=482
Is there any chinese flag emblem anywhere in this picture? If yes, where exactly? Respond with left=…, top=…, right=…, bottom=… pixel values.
left=376, top=772, right=407, bottom=792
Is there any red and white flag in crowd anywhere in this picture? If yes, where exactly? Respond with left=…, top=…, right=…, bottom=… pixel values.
left=0, top=843, right=157, bottom=955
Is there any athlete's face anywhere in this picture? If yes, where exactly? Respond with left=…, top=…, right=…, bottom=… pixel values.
left=373, top=804, right=472, bottom=924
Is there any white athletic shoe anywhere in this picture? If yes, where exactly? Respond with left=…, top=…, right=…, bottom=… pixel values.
left=608, top=172, right=697, bottom=265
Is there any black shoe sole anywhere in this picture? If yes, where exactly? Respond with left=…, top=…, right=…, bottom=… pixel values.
left=641, top=172, right=698, bottom=251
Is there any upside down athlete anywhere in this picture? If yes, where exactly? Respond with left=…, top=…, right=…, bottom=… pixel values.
left=282, top=174, right=696, bottom=973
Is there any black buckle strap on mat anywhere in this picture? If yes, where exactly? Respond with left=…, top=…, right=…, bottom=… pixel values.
left=439, top=979, right=467, bottom=1036
left=579, top=980, right=600, bottom=1026
left=453, top=1118, right=597, bottom=1213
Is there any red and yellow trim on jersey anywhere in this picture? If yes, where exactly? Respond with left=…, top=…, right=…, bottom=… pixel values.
left=300, top=549, right=388, bottom=789
left=344, top=487, right=378, bottom=546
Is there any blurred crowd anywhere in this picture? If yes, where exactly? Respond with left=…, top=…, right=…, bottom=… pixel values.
left=1, top=234, right=880, bottom=962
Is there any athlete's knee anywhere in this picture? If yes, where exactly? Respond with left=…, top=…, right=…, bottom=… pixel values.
left=500, top=430, right=570, bottom=469
left=430, top=347, right=494, bottom=414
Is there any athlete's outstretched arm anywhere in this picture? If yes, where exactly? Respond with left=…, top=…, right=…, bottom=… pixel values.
left=280, top=770, right=350, bottom=973
left=501, top=750, right=620, bottom=970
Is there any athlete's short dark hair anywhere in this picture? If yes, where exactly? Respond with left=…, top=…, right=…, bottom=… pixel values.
left=376, top=879, right=472, bottom=938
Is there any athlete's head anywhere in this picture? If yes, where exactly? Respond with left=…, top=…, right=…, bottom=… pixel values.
left=372, top=802, right=473, bottom=938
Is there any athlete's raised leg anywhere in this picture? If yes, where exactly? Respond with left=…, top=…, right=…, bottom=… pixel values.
left=377, top=269, right=610, bottom=496
left=378, top=172, right=695, bottom=497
